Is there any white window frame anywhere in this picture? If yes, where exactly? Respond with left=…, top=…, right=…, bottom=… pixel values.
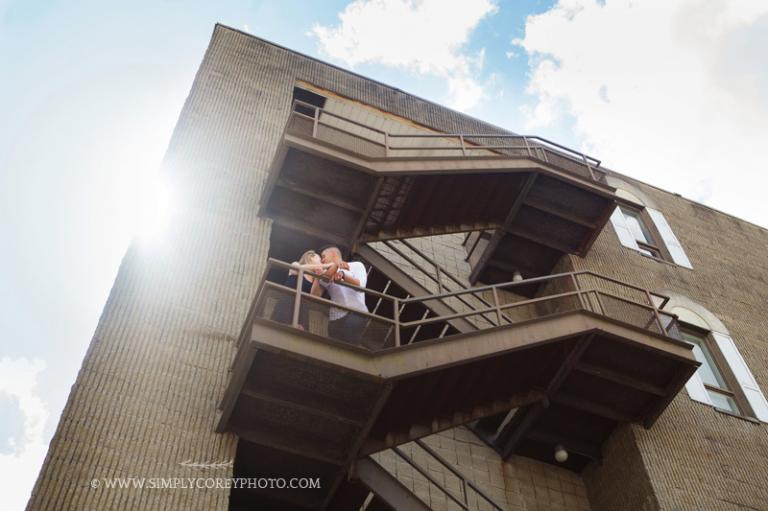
left=609, top=202, right=693, bottom=269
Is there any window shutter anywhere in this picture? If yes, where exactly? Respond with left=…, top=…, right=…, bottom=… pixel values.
left=684, top=370, right=713, bottom=406
left=646, top=209, right=693, bottom=269
left=712, top=332, right=768, bottom=422
left=610, top=207, right=639, bottom=250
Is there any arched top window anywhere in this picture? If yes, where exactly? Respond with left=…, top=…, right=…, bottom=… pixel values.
left=663, top=295, right=768, bottom=422
left=607, top=179, right=693, bottom=269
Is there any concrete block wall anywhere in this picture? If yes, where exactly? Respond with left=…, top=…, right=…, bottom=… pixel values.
left=397, top=176, right=768, bottom=511
left=28, top=25, right=590, bottom=510
left=570, top=174, right=768, bottom=510
left=27, top=23, right=768, bottom=511
left=365, top=237, right=596, bottom=510
left=372, top=427, right=592, bottom=511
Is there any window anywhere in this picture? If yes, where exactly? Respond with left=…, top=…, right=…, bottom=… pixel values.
left=292, top=86, right=326, bottom=117
left=619, top=206, right=663, bottom=259
left=680, top=325, right=748, bottom=416
left=608, top=184, right=694, bottom=269
left=671, top=300, right=768, bottom=422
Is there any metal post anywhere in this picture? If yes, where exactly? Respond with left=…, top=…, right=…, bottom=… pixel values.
left=570, top=273, right=587, bottom=310
left=465, top=230, right=484, bottom=262
left=393, top=297, right=401, bottom=347
left=292, top=268, right=304, bottom=328
left=582, top=153, right=596, bottom=180
left=523, top=136, right=532, bottom=157
left=312, top=106, right=319, bottom=138
left=408, top=310, right=430, bottom=345
left=459, top=134, right=467, bottom=156
left=384, top=131, right=389, bottom=157
left=594, top=291, right=607, bottom=316
left=492, top=286, right=502, bottom=326
left=436, top=266, right=443, bottom=294
left=646, top=289, right=666, bottom=334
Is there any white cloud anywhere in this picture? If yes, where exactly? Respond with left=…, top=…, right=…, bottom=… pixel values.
left=516, top=0, right=768, bottom=227
left=0, top=358, right=49, bottom=511
left=310, top=0, right=497, bottom=110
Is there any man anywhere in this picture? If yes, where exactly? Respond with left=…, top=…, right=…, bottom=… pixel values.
left=319, top=246, right=370, bottom=345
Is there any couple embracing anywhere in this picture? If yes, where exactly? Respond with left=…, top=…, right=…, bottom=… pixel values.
left=285, top=246, right=369, bottom=344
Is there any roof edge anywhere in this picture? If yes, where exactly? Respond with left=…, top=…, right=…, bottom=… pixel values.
left=211, top=24, right=768, bottom=234
left=212, top=23, right=517, bottom=135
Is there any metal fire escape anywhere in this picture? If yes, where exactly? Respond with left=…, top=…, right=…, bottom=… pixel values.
left=218, top=99, right=700, bottom=510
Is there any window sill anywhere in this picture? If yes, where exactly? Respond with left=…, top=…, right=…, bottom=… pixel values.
left=622, top=246, right=693, bottom=271
left=713, top=407, right=762, bottom=424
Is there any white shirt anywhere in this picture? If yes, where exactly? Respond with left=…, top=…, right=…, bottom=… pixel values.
left=321, top=261, right=369, bottom=320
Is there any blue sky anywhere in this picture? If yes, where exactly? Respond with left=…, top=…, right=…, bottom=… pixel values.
left=1, top=0, right=767, bottom=508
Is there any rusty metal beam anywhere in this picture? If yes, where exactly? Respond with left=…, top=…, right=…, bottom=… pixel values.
left=547, top=335, right=594, bottom=393
left=504, top=225, right=578, bottom=255
left=523, top=195, right=600, bottom=229
left=248, top=311, right=696, bottom=382
left=241, top=388, right=364, bottom=427
left=229, top=425, right=347, bottom=466
left=499, top=402, right=547, bottom=460
left=351, top=177, right=385, bottom=253
left=361, top=389, right=546, bottom=456
left=281, top=132, right=616, bottom=198
left=469, top=172, right=538, bottom=284
left=353, top=458, right=431, bottom=511
left=356, top=244, right=476, bottom=334
left=643, top=362, right=700, bottom=429
left=577, top=201, right=617, bottom=256
left=274, top=180, right=365, bottom=213
left=322, top=382, right=394, bottom=511
left=269, top=216, right=350, bottom=249
left=497, top=335, right=592, bottom=460
left=553, top=393, right=637, bottom=424
left=575, top=361, right=667, bottom=397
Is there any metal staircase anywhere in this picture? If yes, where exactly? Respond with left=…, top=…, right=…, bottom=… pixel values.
left=223, top=93, right=698, bottom=510
left=262, top=99, right=618, bottom=280
left=359, top=239, right=512, bottom=334
left=330, top=437, right=506, bottom=511
left=220, top=254, right=697, bottom=509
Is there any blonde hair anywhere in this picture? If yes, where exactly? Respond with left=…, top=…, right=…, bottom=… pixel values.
left=298, top=250, right=319, bottom=265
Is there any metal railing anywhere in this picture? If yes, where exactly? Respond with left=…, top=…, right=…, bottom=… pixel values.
left=287, top=99, right=608, bottom=184
left=240, top=258, right=681, bottom=352
left=366, top=240, right=508, bottom=329
left=388, top=438, right=505, bottom=510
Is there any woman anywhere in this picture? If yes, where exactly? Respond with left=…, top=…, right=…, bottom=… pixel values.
left=273, top=250, right=334, bottom=330
left=284, top=250, right=327, bottom=298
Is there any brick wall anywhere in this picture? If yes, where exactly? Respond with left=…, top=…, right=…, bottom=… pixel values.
left=28, top=24, right=768, bottom=511
left=571, top=176, right=768, bottom=510
left=27, top=25, right=583, bottom=511
left=372, top=427, right=592, bottom=511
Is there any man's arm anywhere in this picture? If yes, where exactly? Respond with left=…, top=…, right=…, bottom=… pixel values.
left=336, top=261, right=366, bottom=287
left=335, top=268, right=360, bottom=286
left=311, top=280, right=324, bottom=297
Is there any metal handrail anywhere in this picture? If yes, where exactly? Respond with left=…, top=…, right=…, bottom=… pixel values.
left=376, top=240, right=504, bottom=328
left=399, top=270, right=666, bottom=305
left=264, top=281, right=397, bottom=324
left=390, top=439, right=505, bottom=510
left=289, top=99, right=605, bottom=181
left=248, top=258, right=681, bottom=350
